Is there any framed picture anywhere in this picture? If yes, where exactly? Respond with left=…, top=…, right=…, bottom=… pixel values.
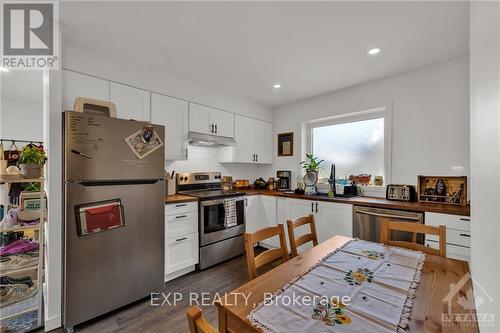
left=277, top=132, right=294, bottom=157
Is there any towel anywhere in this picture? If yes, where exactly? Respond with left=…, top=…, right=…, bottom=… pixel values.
left=224, top=198, right=237, bottom=228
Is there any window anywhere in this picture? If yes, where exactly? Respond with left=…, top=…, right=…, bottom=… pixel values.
left=309, top=109, right=390, bottom=185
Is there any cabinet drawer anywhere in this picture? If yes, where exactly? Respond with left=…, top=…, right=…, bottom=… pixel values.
left=426, top=228, right=470, bottom=247
left=165, top=202, right=197, bottom=216
left=425, top=212, right=470, bottom=231
left=165, top=232, right=199, bottom=275
left=426, top=240, right=470, bottom=262
left=165, top=212, right=198, bottom=239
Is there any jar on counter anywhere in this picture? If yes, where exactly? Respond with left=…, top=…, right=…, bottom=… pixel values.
left=267, top=177, right=275, bottom=190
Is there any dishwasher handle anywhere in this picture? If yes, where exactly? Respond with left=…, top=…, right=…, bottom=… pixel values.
left=355, top=209, right=422, bottom=221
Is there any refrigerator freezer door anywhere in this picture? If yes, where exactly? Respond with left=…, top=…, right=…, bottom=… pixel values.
left=64, top=111, right=165, bottom=182
left=63, top=181, right=164, bottom=327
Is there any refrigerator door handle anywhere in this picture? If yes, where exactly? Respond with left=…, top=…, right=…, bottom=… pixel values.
left=78, top=180, right=162, bottom=186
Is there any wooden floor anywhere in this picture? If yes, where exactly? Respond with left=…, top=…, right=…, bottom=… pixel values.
left=41, top=250, right=269, bottom=333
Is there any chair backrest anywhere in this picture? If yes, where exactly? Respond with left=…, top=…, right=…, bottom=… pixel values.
left=186, top=306, right=218, bottom=333
left=380, top=220, right=447, bottom=257
left=244, top=224, right=289, bottom=280
left=286, top=214, right=319, bottom=258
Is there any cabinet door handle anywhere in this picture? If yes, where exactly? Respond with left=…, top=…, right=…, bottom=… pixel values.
left=175, top=237, right=188, bottom=242
left=175, top=215, right=187, bottom=219
left=245, top=198, right=248, bottom=206
left=459, top=218, right=470, bottom=222
left=459, top=233, right=471, bottom=237
left=256, top=154, right=258, bottom=162
left=215, top=124, right=218, bottom=134
left=315, top=202, right=318, bottom=213
left=175, top=204, right=187, bottom=208
left=210, top=124, right=214, bottom=133
left=311, top=202, right=314, bottom=213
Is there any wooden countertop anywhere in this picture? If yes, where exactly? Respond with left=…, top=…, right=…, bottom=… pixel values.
left=217, top=235, right=477, bottom=333
left=242, top=189, right=470, bottom=216
left=165, top=194, right=198, bottom=204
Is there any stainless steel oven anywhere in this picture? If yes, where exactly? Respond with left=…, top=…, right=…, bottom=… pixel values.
left=177, top=172, right=246, bottom=270
left=200, top=196, right=246, bottom=246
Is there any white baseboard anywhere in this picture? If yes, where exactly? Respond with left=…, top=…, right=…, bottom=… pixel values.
left=164, top=265, right=196, bottom=282
left=44, top=314, right=61, bottom=332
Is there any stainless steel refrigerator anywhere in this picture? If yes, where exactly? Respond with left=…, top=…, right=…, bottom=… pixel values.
left=62, top=111, right=165, bottom=328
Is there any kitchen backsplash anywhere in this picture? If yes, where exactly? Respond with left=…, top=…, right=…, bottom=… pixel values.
left=166, top=145, right=264, bottom=181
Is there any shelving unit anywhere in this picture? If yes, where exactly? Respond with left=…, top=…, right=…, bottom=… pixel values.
left=0, top=176, right=45, bottom=330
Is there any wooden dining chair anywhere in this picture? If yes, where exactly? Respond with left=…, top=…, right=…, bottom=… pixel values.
left=380, top=220, right=447, bottom=257
left=287, top=214, right=319, bottom=258
left=244, top=224, right=289, bottom=280
left=186, top=306, right=218, bottom=333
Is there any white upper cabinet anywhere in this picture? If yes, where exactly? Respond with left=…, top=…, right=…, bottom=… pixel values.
left=151, top=93, right=189, bottom=161
left=189, top=103, right=211, bottom=135
left=62, top=70, right=110, bottom=111
left=233, top=115, right=255, bottom=163
left=189, top=103, right=234, bottom=138
left=210, top=108, right=234, bottom=138
left=255, top=120, right=273, bottom=164
left=220, top=115, right=273, bottom=164
left=110, top=82, right=150, bottom=122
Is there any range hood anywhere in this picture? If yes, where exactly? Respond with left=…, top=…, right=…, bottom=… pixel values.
left=188, top=131, right=236, bottom=147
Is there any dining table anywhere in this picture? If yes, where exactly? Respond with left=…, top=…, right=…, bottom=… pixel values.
left=216, top=235, right=478, bottom=333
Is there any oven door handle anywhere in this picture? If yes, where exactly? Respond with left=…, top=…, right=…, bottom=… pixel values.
left=200, top=196, right=245, bottom=207
left=355, top=209, right=422, bottom=221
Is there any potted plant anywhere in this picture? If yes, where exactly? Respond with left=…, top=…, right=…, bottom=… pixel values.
left=300, top=154, right=324, bottom=173
left=18, top=145, right=46, bottom=179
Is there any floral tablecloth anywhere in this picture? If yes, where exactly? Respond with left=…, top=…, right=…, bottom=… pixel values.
left=249, top=239, right=425, bottom=332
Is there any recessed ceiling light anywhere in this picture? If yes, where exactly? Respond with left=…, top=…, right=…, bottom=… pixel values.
left=0, top=67, right=9, bottom=72
left=368, top=47, right=381, bottom=55
left=273, top=83, right=281, bottom=89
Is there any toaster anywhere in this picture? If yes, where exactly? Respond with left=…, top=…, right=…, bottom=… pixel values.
left=386, top=184, right=416, bottom=202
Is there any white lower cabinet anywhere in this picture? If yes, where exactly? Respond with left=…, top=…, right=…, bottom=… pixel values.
left=165, top=233, right=198, bottom=279
left=245, top=196, right=353, bottom=255
left=245, top=196, right=261, bottom=234
left=165, top=202, right=199, bottom=281
left=425, top=212, right=471, bottom=262
left=259, top=196, right=278, bottom=248
left=316, top=202, right=353, bottom=242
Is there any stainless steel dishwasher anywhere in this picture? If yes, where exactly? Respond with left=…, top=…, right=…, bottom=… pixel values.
left=353, top=206, right=424, bottom=243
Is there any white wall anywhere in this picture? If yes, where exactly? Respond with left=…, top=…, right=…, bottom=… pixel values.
left=470, top=2, right=500, bottom=330
left=266, top=57, right=469, bottom=189
left=0, top=71, right=43, bottom=142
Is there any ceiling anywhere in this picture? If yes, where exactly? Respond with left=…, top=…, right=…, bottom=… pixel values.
left=60, top=1, right=468, bottom=107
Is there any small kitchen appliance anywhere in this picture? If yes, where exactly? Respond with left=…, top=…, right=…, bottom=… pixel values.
left=177, top=172, right=246, bottom=270
left=276, top=170, right=291, bottom=191
left=386, top=184, right=417, bottom=202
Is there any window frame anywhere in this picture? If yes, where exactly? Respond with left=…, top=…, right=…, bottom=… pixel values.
left=305, top=106, right=392, bottom=187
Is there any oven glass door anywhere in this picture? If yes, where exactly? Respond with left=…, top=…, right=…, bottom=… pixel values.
left=201, top=198, right=245, bottom=235
left=203, top=202, right=225, bottom=233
